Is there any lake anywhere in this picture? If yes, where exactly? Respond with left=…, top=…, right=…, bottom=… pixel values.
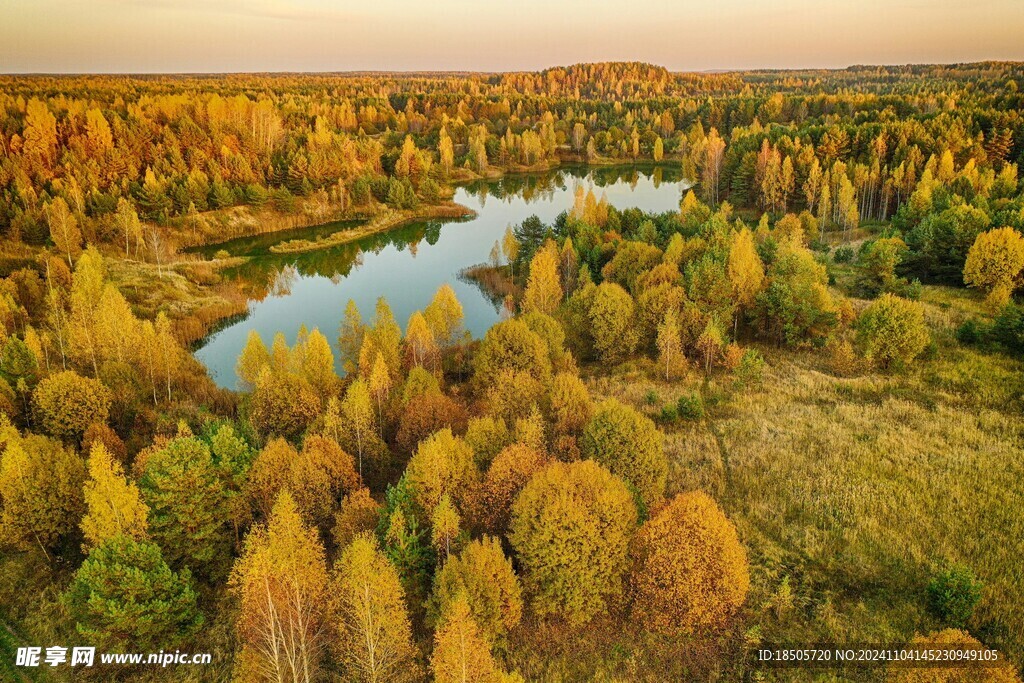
left=194, top=165, right=689, bottom=388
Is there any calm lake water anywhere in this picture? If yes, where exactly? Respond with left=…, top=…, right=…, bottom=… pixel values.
left=194, top=165, right=689, bottom=388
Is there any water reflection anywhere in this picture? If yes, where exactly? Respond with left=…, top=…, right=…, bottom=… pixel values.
left=194, top=165, right=688, bottom=388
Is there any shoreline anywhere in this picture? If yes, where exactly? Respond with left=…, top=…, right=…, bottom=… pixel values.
left=267, top=202, right=477, bottom=254
left=173, top=157, right=683, bottom=254
left=156, top=160, right=681, bottom=348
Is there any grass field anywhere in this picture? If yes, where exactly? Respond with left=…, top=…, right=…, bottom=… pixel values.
left=581, top=284, right=1024, bottom=679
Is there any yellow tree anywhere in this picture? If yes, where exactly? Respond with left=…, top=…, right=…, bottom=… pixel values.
left=702, top=128, right=726, bottom=205
left=430, top=592, right=502, bottom=683
left=502, top=227, right=519, bottom=278
left=114, top=198, right=142, bottom=258
left=271, top=332, right=291, bottom=374
left=405, top=428, right=477, bottom=516
left=68, top=246, right=105, bottom=375
left=430, top=536, right=522, bottom=644
left=727, top=227, right=765, bottom=335
left=0, top=423, right=85, bottom=556
left=476, top=443, right=547, bottom=536
left=245, top=437, right=298, bottom=519
left=588, top=282, right=638, bottom=363
left=237, top=330, right=270, bottom=390
left=46, top=197, right=82, bottom=269
left=289, top=435, right=360, bottom=534
left=154, top=312, right=177, bottom=403
left=656, top=309, right=684, bottom=380
left=405, top=311, right=439, bottom=370
left=230, top=491, right=329, bottom=683
left=549, top=371, right=592, bottom=439
left=395, top=135, right=420, bottom=177
left=424, top=284, right=464, bottom=348
left=431, top=494, right=461, bottom=560
left=629, top=491, right=749, bottom=635
left=963, top=227, right=1024, bottom=308
left=31, top=369, right=111, bottom=441
left=96, top=284, right=138, bottom=365
left=368, top=297, right=403, bottom=379
left=331, top=532, right=420, bottom=683
left=85, top=108, right=114, bottom=153
left=337, top=299, right=365, bottom=374
left=341, top=378, right=374, bottom=478
left=368, top=351, right=392, bottom=435
left=509, top=460, right=637, bottom=626
left=522, top=245, right=562, bottom=315
left=697, top=319, right=724, bottom=374
left=137, top=320, right=160, bottom=405
left=331, top=488, right=381, bottom=550
left=23, top=98, right=58, bottom=171
left=438, top=126, right=455, bottom=176
left=81, top=442, right=149, bottom=551
left=301, top=328, right=337, bottom=400
left=581, top=398, right=667, bottom=510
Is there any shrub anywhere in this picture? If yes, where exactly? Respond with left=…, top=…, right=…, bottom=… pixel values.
left=833, top=245, right=855, bottom=263
left=827, top=339, right=862, bottom=377
left=734, top=349, right=766, bottom=387
left=927, top=565, right=983, bottom=628
left=676, top=392, right=705, bottom=420
left=992, top=303, right=1024, bottom=354
left=956, top=319, right=990, bottom=346
left=886, top=630, right=1019, bottom=683
left=856, top=294, right=929, bottom=369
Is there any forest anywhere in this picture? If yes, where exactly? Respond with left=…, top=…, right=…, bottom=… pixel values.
left=0, top=61, right=1023, bottom=681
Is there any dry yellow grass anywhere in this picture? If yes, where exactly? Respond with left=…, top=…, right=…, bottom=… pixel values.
left=580, top=285, right=1024, bottom=674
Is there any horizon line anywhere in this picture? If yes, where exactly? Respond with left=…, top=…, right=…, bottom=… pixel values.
left=2, top=59, right=1022, bottom=78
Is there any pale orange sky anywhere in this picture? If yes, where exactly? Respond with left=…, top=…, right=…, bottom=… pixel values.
left=2, top=0, right=1023, bottom=73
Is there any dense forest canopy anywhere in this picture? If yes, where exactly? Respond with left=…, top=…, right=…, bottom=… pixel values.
left=0, top=62, right=1023, bottom=682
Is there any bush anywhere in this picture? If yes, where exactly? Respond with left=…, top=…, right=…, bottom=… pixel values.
left=956, top=318, right=990, bottom=346
left=833, top=245, right=855, bottom=263
left=992, top=303, right=1024, bottom=354
left=659, top=404, right=679, bottom=423
left=855, top=294, right=929, bottom=369
left=734, top=349, right=766, bottom=387
left=676, top=392, right=705, bottom=420
left=927, top=565, right=983, bottom=628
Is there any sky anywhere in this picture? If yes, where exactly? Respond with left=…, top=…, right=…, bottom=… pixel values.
left=1, top=0, right=1023, bottom=74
